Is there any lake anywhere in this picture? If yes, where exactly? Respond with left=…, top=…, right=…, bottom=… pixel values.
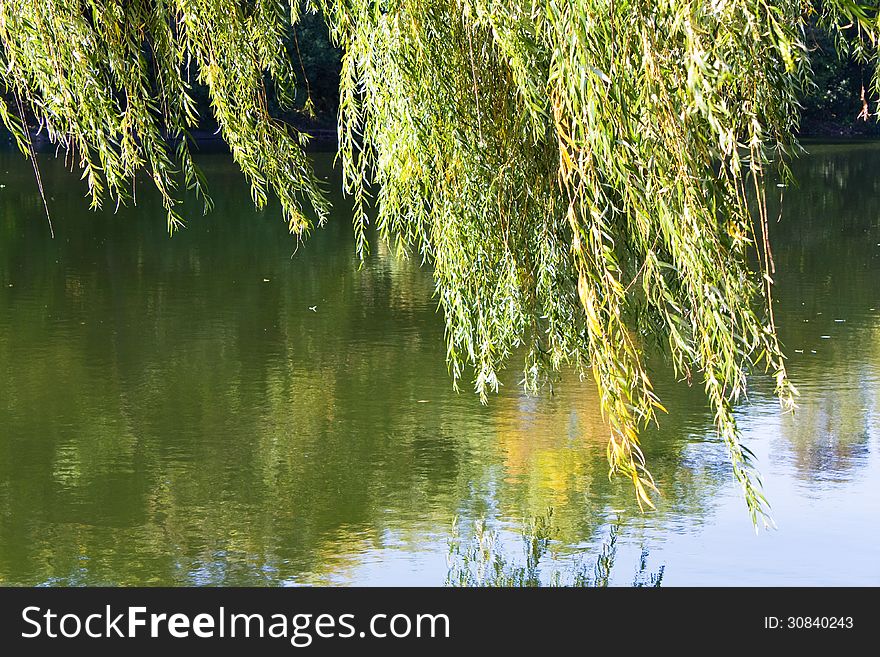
left=0, top=143, right=878, bottom=586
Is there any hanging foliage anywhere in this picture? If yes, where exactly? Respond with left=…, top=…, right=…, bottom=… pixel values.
left=1, top=0, right=877, bottom=523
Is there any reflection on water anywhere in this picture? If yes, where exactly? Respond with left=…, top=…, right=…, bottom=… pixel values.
left=769, top=146, right=880, bottom=494
left=0, top=145, right=878, bottom=586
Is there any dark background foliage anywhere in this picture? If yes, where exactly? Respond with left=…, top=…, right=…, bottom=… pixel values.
left=801, top=20, right=880, bottom=137
left=172, top=10, right=342, bottom=142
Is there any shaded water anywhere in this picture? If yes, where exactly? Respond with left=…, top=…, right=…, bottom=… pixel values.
left=0, top=144, right=878, bottom=586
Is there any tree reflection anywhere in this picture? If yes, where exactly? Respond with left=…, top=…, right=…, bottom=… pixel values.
left=767, top=144, right=880, bottom=485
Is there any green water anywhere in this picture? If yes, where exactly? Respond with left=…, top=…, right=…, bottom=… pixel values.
left=0, top=144, right=878, bottom=585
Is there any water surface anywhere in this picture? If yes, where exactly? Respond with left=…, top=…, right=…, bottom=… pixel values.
left=0, top=144, right=878, bottom=585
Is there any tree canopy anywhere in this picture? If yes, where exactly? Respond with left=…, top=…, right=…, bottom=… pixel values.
left=2, top=0, right=878, bottom=523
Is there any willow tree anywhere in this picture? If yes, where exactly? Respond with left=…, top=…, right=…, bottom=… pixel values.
left=1, top=0, right=876, bottom=523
